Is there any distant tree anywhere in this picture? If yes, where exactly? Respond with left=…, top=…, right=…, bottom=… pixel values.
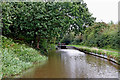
left=109, top=21, right=114, bottom=25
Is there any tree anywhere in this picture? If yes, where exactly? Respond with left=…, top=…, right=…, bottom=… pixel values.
left=2, top=2, right=95, bottom=51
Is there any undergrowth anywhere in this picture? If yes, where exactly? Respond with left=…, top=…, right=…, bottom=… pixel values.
left=1, top=36, right=47, bottom=78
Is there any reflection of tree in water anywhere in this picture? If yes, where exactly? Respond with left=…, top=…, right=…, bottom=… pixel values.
left=60, top=50, right=88, bottom=78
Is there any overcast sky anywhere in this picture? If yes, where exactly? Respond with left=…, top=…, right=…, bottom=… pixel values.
left=83, top=0, right=119, bottom=23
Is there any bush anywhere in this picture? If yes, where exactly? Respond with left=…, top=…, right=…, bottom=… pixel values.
left=81, top=22, right=119, bottom=50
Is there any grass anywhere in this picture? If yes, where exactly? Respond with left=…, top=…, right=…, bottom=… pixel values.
left=68, top=45, right=119, bottom=61
left=1, top=36, right=47, bottom=78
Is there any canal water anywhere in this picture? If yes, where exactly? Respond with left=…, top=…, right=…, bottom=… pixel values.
left=19, top=49, right=119, bottom=78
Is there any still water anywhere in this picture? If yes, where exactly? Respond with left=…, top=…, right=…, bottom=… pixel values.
left=19, top=49, right=119, bottom=78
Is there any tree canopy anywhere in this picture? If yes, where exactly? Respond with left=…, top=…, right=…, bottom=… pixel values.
left=2, top=2, right=95, bottom=50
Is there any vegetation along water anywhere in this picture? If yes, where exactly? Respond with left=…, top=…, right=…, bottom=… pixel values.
left=1, top=1, right=119, bottom=79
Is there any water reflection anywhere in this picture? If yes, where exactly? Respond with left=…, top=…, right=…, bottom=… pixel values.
left=19, top=49, right=118, bottom=78
left=60, top=49, right=86, bottom=78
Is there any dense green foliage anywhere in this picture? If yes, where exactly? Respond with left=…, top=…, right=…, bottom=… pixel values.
left=0, top=35, right=1, bottom=79
left=61, top=22, right=119, bottom=50
left=60, top=32, right=74, bottom=44
left=60, top=32, right=82, bottom=44
left=2, top=36, right=47, bottom=78
left=82, top=22, right=119, bottom=49
left=2, top=2, right=95, bottom=52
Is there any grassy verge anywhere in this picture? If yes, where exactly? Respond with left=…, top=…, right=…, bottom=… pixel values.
left=1, top=36, right=47, bottom=78
left=68, top=45, right=119, bottom=62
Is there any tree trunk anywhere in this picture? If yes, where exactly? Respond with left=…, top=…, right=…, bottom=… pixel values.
left=36, top=34, right=40, bottom=49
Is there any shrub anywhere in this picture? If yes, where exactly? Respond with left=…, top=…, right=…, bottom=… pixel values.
left=81, top=22, right=119, bottom=50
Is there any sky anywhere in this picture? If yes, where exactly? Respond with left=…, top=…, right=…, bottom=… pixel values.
left=83, top=0, right=120, bottom=24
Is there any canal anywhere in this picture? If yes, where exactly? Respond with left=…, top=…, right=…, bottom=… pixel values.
left=18, top=49, right=119, bottom=78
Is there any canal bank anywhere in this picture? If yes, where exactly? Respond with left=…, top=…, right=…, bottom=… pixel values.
left=2, top=36, right=47, bottom=78
left=67, top=45, right=119, bottom=65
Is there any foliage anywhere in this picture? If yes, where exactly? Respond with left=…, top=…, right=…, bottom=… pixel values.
left=2, top=36, right=47, bottom=78
left=72, top=32, right=82, bottom=44
left=2, top=2, right=95, bottom=52
left=60, top=32, right=75, bottom=44
left=0, top=48, right=2, bottom=79
left=60, top=32, right=83, bottom=45
left=81, top=22, right=119, bottom=50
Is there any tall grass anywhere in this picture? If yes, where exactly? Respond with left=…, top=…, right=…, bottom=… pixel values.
left=68, top=45, right=119, bottom=62
left=1, top=36, right=47, bottom=78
